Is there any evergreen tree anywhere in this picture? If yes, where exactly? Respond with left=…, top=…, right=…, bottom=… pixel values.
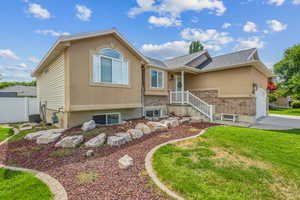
left=189, top=41, right=204, bottom=54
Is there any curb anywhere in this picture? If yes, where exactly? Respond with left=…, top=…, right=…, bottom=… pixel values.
left=145, top=129, right=207, bottom=200
left=0, top=164, right=68, bottom=200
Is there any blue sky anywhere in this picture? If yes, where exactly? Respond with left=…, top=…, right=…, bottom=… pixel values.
left=0, top=0, right=299, bottom=82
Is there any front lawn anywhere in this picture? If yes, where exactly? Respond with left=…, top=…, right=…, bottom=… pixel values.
left=0, top=168, right=53, bottom=200
left=269, top=108, right=300, bottom=116
left=0, top=128, right=14, bottom=142
left=153, top=126, right=300, bottom=200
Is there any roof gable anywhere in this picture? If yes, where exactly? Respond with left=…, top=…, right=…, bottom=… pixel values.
left=32, top=28, right=147, bottom=77
left=164, top=50, right=208, bottom=68
left=197, top=48, right=257, bottom=71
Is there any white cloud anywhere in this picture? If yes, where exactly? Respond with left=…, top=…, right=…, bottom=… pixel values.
left=263, top=30, right=269, bottom=34
left=180, top=28, right=233, bottom=51
left=293, top=0, right=300, bottom=4
left=0, top=49, right=19, bottom=60
left=191, top=16, right=199, bottom=23
left=128, top=0, right=226, bottom=23
left=234, top=36, right=265, bottom=50
left=35, top=30, right=70, bottom=37
left=18, top=63, right=28, bottom=68
left=243, top=21, right=258, bottom=32
left=141, top=41, right=190, bottom=59
left=28, top=57, right=40, bottom=63
left=75, top=4, right=92, bottom=21
left=222, top=23, right=231, bottom=29
left=266, top=20, right=287, bottom=32
left=148, top=16, right=181, bottom=27
left=28, top=3, right=51, bottom=19
left=267, top=0, right=285, bottom=6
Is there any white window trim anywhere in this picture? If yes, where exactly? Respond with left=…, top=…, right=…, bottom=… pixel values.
left=93, top=48, right=129, bottom=86
left=94, top=112, right=121, bottom=125
left=150, top=68, right=164, bottom=89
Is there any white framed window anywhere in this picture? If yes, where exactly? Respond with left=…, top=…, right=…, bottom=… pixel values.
left=145, top=109, right=161, bottom=118
left=93, top=113, right=121, bottom=125
left=93, top=48, right=128, bottom=85
left=150, top=68, right=164, bottom=89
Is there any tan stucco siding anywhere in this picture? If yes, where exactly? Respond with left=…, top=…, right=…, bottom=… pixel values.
left=37, top=53, right=65, bottom=110
left=251, top=67, right=268, bottom=91
left=67, top=35, right=143, bottom=111
left=185, top=66, right=253, bottom=97
left=144, top=66, right=168, bottom=96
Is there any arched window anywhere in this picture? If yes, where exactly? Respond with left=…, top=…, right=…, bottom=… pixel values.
left=100, top=48, right=123, bottom=60
left=92, top=48, right=128, bottom=85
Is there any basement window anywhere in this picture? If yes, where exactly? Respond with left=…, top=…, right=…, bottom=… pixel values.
left=93, top=113, right=120, bottom=125
left=145, top=109, right=161, bottom=118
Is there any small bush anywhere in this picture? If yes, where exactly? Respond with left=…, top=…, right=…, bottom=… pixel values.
left=267, top=94, right=277, bottom=103
left=76, top=172, right=99, bottom=184
left=291, top=101, right=300, bottom=108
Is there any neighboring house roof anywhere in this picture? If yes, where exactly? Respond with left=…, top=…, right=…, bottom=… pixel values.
left=197, top=48, right=257, bottom=71
left=0, top=86, right=37, bottom=97
left=164, top=50, right=208, bottom=68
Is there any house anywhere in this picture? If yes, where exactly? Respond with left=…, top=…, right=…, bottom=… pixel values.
left=32, top=28, right=272, bottom=129
left=0, top=85, right=37, bottom=97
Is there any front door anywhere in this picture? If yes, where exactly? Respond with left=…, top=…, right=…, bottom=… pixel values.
left=175, top=75, right=182, bottom=91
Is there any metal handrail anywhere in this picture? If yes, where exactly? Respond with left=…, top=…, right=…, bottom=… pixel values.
left=170, top=91, right=213, bottom=121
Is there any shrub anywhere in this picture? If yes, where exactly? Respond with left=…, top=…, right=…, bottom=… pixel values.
left=268, top=94, right=277, bottom=103
left=291, top=101, right=300, bottom=108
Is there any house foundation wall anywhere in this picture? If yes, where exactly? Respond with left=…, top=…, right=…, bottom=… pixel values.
left=143, top=95, right=169, bottom=117
left=67, top=108, right=143, bottom=128
left=191, top=90, right=256, bottom=116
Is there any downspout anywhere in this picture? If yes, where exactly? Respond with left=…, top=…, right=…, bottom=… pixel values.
left=141, top=64, right=145, bottom=118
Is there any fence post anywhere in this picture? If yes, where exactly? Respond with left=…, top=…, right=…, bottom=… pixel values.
left=24, top=97, right=29, bottom=122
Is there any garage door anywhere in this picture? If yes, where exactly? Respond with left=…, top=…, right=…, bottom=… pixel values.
left=255, top=88, right=267, bottom=119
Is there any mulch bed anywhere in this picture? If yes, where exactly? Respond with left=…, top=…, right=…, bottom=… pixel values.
left=0, top=121, right=218, bottom=200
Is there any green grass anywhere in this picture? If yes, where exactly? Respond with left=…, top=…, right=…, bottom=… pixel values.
left=153, top=126, right=300, bottom=200
left=0, top=128, right=14, bottom=142
left=0, top=168, right=53, bottom=200
left=8, top=126, right=56, bottom=143
left=269, top=108, right=300, bottom=116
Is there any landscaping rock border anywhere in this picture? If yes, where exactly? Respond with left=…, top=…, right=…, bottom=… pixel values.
left=0, top=164, right=68, bottom=200
left=145, top=128, right=208, bottom=200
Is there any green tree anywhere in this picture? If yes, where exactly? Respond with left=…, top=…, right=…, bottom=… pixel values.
left=0, top=81, right=36, bottom=89
left=189, top=41, right=204, bottom=54
left=274, top=44, right=300, bottom=96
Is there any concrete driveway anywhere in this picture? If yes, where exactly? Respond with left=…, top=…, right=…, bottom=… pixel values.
left=250, top=114, right=300, bottom=130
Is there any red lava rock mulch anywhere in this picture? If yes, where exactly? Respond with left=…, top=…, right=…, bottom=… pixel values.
left=0, top=122, right=218, bottom=200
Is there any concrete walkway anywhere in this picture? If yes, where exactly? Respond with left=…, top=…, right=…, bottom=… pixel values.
left=250, top=115, right=300, bottom=130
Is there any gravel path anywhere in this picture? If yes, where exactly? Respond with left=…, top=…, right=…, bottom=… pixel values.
left=0, top=123, right=217, bottom=200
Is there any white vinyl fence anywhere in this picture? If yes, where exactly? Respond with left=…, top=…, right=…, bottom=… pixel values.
left=0, top=97, right=40, bottom=123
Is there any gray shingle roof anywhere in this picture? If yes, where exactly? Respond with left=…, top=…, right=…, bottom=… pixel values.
left=0, top=86, right=37, bottom=97
left=146, top=57, right=168, bottom=68
left=197, top=48, right=257, bottom=71
left=164, top=50, right=207, bottom=68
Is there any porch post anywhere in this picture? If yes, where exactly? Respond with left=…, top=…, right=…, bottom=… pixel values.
left=181, top=70, right=185, bottom=105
